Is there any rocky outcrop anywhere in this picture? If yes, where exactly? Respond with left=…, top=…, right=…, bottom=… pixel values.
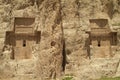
left=0, top=0, right=120, bottom=80
left=61, top=0, right=120, bottom=80
left=0, top=0, right=63, bottom=80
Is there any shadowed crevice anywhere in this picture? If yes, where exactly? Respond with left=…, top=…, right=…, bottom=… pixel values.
left=62, top=39, right=66, bottom=71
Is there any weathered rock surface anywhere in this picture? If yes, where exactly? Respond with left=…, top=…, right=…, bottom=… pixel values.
left=0, top=0, right=120, bottom=80
left=0, top=0, right=63, bottom=80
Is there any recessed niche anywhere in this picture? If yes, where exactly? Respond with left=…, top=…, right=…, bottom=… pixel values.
left=4, top=17, right=41, bottom=60
left=86, top=19, right=117, bottom=58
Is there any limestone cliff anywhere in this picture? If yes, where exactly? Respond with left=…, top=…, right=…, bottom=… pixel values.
left=0, top=0, right=63, bottom=80
left=0, top=0, right=120, bottom=80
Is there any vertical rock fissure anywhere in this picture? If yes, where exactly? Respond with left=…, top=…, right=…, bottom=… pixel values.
left=62, top=39, right=66, bottom=71
left=60, top=0, right=66, bottom=72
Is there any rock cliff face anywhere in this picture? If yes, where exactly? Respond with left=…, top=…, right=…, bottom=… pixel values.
left=0, top=0, right=63, bottom=80
left=0, top=0, right=120, bottom=80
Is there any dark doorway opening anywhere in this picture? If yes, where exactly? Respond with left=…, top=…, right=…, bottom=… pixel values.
left=98, top=41, right=101, bottom=47
left=23, top=40, right=26, bottom=47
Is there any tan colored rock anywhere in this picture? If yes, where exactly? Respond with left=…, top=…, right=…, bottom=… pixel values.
left=0, top=0, right=120, bottom=80
left=0, top=0, right=63, bottom=80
